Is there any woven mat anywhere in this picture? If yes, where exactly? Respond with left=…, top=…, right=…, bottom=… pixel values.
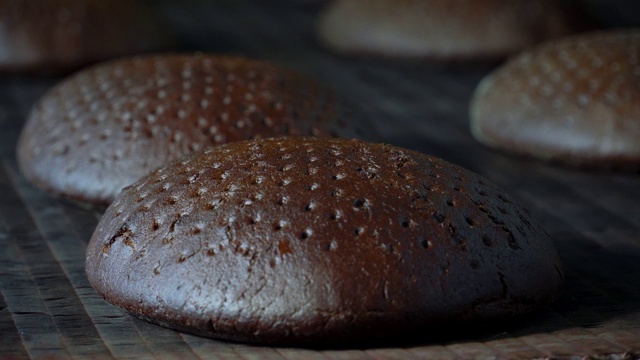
left=1, top=1, right=639, bottom=359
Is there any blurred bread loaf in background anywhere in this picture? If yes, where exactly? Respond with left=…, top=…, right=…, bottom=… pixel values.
left=316, top=0, right=587, bottom=60
left=0, top=0, right=173, bottom=74
left=470, top=29, right=640, bottom=170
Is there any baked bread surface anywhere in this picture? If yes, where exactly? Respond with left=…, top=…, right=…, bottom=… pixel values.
left=17, top=54, right=365, bottom=205
left=471, top=29, right=640, bottom=167
left=86, top=137, right=563, bottom=346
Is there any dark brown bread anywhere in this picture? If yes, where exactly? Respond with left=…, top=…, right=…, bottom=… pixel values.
left=17, top=54, right=370, bottom=206
left=0, top=0, right=172, bottom=74
left=317, top=0, right=581, bottom=60
left=470, top=29, right=640, bottom=168
left=86, top=137, right=563, bottom=346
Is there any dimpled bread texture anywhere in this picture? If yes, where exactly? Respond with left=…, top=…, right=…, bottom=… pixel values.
left=85, top=137, right=563, bottom=346
left=470, top=29, right=640, bottom=167
left=0, top=0, right=171, bottom=74
left=17, top=54, right=367, bottom=206
left=317, top=0, right=578, bottom=59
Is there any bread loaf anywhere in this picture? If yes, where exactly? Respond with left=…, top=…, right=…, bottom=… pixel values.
left=17, top=54, right=370, bottom=206
left=0, top=0, right=171, bottom=74
left=470, top=29, right=640, bottom=168
left=317, top=0, right=581, bottom=60
left=86, top=137, right=563, bottom=346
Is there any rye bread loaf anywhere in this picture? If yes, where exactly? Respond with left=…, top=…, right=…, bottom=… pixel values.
left=0, top=0, right=171, bottom=74
left=470, top=29, right=640, bottom=168
left=317, top=0, right=581, bottom=60
left=17, top=54, right=370, bottom=206
left=85, top=137, right=563, bottom=346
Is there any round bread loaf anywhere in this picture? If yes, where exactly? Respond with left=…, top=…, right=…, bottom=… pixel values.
left=316, top=0, right=580, bottom=60
left=17, top=54, right=369, bottom=206
left=0, top=0, right=172, bottom=74
left=470, top=29, right=640, bottom=168
left=86, top=137, right=563, bottom=346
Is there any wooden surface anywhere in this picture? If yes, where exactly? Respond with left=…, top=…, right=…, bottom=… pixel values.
left=1, top=1, right=640, bottom=359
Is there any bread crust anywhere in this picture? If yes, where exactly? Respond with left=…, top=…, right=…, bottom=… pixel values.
left=17, top=54, right=369, bottom=206
left=317, top=0, right=581, bottom=60
left=86, top=137, right=563, bottom=346
left=470, top=29, right=640, bottom=169
left=0, top=0, right=172, bottom=74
